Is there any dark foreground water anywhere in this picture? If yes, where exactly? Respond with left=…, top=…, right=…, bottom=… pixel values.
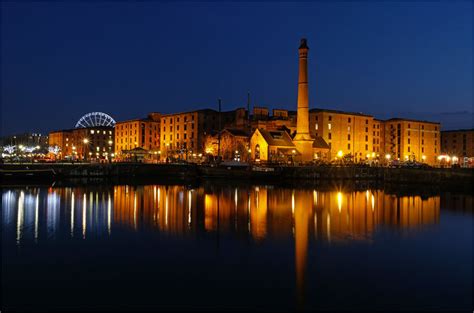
left=1, top=183, right=472, bottom=312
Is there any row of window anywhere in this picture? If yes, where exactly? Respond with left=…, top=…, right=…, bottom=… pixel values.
left=315, top=123, right=370, bottom=132
left=323, top=116, right=370, bottom=124
left=116, top=124, right=159, bottom=131
left=164, top=141, right=195, bottom=149
left=390, top=123, right=438, bottom=131
left=90, top=130, right=113, bottom=135
left=327, top=142, right=371, bottom=152
left=163, top=133, right=195, bottom=141
left=162, top=115, right=195, bottom=124
left=164, top=124, right=195, bottom=132
left=327, top=133, right=369, bottom=141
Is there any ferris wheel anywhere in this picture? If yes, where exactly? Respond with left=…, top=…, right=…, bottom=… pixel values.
left=75, top=112, right=116, bottom=128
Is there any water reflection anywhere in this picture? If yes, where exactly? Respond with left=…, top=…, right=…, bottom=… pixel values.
left=2, top=185, right=458, bottom=245
left=2, top=184, right=472, bottom=310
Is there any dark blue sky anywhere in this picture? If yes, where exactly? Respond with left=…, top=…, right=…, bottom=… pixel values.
left=1, top=1, right=472, bottom=135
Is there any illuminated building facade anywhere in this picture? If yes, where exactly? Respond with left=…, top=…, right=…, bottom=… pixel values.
left=373, top=119, right=385, bottom=156
left=203, top=128, right=250, bottom=160
left=160, top=108, right=247, bottom=159
left=383, top=118, right=440, bottom=165
left=250, top=108, right=296, bottom=130
left=114, top=113, right=161, bottom=156
left=249, top=39, right=331, bottom=162
left=250, top=108, right=297, bottom=133
left=0, top=132, right=48, bottom=149
left=48, top=126, right=114, bottom=160
left=441, top=129, right=474, bottom=160
left=293, top=38, right=314, bottom=162
left=250, top=128, right=298, bottom=162
left=309, top=109, right=375, bottom=161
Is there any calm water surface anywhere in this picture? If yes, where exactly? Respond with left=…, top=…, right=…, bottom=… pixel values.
left=2, top=183, right=472, bottom=311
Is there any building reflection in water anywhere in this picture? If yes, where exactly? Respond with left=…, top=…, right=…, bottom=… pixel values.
left=2, top=185, right=447, bottom=245
left=3, top=184, right=454, bottom=306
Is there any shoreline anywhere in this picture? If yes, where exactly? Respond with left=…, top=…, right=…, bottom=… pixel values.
left=1, top=163, right=472, bottom=189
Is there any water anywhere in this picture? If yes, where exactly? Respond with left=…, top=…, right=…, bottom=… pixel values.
left=2, top=183, right=472, bottom=311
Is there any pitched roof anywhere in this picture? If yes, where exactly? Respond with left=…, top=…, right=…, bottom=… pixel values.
left=256, top=129, right=295, bottom=147
left=312, top=136, right=330, bottom=149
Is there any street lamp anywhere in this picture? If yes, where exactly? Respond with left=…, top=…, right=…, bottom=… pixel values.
left=83, top=138, right=89, bottom=161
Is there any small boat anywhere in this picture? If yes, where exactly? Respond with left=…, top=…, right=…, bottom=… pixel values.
left=199, top=163, right=280, bottom=180
left=252, top=166, right=275, bottom=172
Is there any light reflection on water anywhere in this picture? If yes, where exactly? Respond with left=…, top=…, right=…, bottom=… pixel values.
left=2, top=184, right=472, bottom=311
left=3, top=185, right=461, bottom=244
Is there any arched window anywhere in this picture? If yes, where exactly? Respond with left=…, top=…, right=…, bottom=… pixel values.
left=255, top=144, right=260, bottom=160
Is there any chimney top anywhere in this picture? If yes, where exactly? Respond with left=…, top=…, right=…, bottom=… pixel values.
left=299, top=38, right=309, bottom=50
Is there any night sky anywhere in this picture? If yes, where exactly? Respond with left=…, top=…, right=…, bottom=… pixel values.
left=1, top=2, right=472, bottom=135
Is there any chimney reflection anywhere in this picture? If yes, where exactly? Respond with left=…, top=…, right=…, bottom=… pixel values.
left=293, top=190, right=311, bottom=308
left=2, top=186, right=445, bottom=257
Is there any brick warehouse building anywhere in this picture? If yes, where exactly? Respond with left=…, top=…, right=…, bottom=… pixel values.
left=49, top=126, right=114, bottom=161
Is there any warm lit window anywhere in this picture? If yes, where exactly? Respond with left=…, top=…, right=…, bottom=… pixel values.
left=328, top=123, right=331, bottom=130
